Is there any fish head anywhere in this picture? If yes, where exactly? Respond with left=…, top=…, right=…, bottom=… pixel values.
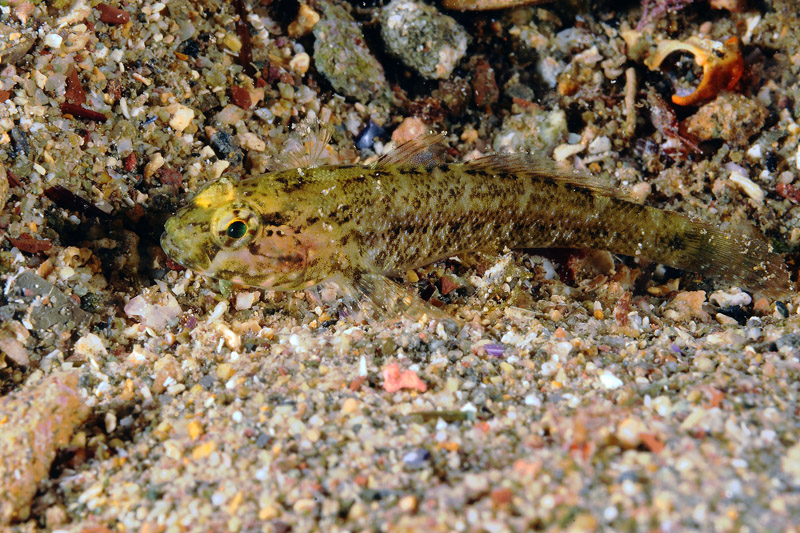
left=161, top=176, right=320, bottom=290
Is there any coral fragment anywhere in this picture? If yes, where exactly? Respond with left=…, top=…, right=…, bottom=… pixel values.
left=382, top=363, right=427, bottom=393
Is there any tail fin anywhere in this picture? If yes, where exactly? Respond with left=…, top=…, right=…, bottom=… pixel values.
left=672, top=217, right=792, bottom=299
left=567, top=197, right=793, bottom=299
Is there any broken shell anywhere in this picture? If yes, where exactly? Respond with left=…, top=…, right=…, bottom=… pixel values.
left=644, top=36, right=744, bottom=107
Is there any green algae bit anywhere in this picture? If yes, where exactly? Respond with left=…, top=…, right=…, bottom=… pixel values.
left=161, top=130, right=792, bottom=319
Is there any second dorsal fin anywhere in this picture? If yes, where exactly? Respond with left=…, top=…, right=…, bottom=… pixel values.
left=464, top=153, right=622, bottom=197
left=373, top=132, right=449, bottom=169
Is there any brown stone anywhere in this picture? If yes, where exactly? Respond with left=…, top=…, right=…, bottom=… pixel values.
left=0, top=372, right=89, bottom=524
left=96, top=3, right=131, bottom=25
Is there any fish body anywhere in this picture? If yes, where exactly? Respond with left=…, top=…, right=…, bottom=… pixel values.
left=161, top=136, right=791, bottom=314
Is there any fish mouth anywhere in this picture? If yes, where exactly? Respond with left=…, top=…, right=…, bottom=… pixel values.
left=159, top=231, right=180, bottom=262
left=160, top=220, right=210, bottom=272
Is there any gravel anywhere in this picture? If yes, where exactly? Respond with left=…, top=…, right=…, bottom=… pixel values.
left=1, top=0, right=800, bottom=530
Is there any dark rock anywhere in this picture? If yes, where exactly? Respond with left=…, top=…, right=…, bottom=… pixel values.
left=180, top=38, right=201, bottom=58
left=10, top=127, right=29, bottom=157
left=7, top=271, right=91, bottom=331
left=210, top=131, right=242, bottom=165
left=355, top=122, right=386, bottom=150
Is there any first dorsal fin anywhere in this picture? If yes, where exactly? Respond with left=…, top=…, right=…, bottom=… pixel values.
left=373, top=132, right=449, bottom=170
left=464, top=153, right=622, bottom=198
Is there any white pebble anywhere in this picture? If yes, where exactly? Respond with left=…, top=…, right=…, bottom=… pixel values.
left=746, top=144, right=762, bottom=160
left=540, top=361, right=558, bottom=377
left=44, top=33, right=63, bottom=49
left=289, top=52, right=310, bottom=75
left=599, top=370, right=623, bottom=389
left=235, top=291, right=258, bottom=310
left=553, top=341, right=573, bottom=358
left=588, top=135, right=611, bottom=154
left=208, top=300, right=229, bottom=322
left=651, top=395, right=672, bottom=416
left=460, top=402, right=477, bottom=413
left=629, top=182, right=651, bottom=202
left=709, top=288, right=751, bottom=308
left=75, top=332, right=108, bottom=358
left=524, top=394, right=541, bottom=407
left=603, top=506, right=619, bottom=521
left=143, top=153, right=165, bottom=179
left=729, top=171, right=764, bottom=204
left=167, top=383, right=185, bottom=395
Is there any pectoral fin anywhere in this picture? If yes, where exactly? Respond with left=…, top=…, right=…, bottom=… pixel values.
left=336, top=269, right=462, bottom=327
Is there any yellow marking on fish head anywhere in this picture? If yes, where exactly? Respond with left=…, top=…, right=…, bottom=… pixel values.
left=192, top=177, right=236, bottom=208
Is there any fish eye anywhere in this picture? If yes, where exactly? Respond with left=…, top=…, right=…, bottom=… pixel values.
left=227, top=220, right=248, bottom=239
left=213, top=204, right=260, bottom=249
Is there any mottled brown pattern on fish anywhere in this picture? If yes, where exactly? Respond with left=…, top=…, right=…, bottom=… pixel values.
left=161, top=155, right=791, bottom=301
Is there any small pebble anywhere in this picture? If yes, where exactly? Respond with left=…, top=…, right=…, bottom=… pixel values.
left=398, top=494, right=417, bottom=512
left=402, top=448, right=431, bottom=468
left=236, top=132, right=266, bottom=152
left=524, top=394, right=541, bottom=407
left=289, top=4, right=320, bottom=37
left=44, top=34, right=63, bottom=49
left=588, top=136, right=611, bottom=154
left=169, top=104, right=195, bottom=132
left=342, top=398, right=359, bottom=414
left=355, top=122, right=386, bottom=151
left=289, top=53, right=310, bottom=75
left=216, top=363, right=234, bottom=381
left=552, top=341, right=573, bottom=358
left=710, top=288, right=751, bottom=308
left=694, top=357, right=716, bottom=372
left=616, top=418, right=645, bottom=448
left=599, top=370, right=623, bottom=390
left=230, top=86, right=252, bottom=109
left=223, top=33, right=242, bottom=53
left=188, top=420, right=203, bottom=440
left=490, top=487, right=513, bottom=506
left=392, top=117, right=427, bottom=145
